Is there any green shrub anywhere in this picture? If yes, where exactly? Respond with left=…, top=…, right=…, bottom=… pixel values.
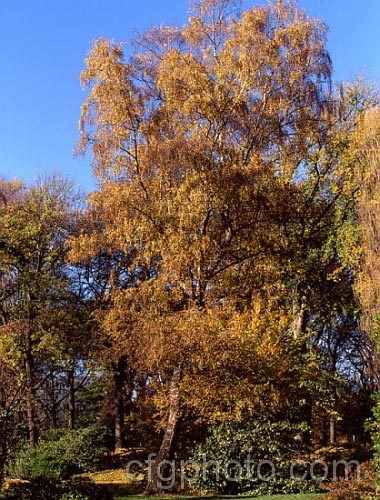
left=8, top=441, right=74, bottom=481
left=188, top=419, right=315, bottom=496
left=8, top=425, right=112, bottom=482
left=59, top=425, right=112, bottom=472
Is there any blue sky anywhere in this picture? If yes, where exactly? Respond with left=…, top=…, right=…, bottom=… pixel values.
left=0, top=0, right=379, bottom=193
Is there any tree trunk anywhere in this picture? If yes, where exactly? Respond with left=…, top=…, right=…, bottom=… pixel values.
left=0, top=420, right=10, bottom=489
left=67, top=368, right=75, bottom=430
left=50, top=373, right=58, bottom=429
left=0, top=455, right=5, bottom=492
left=25, top=331, right=38, bottom=447
left=292, top=295, right=307, bottom=339
left=144, top=366, right=181, bottom=495
left=310, top=399, right=324, bottom=446
left=329, top=416, right=336, bottom=445
left=114, top=357, right=126, bottom=449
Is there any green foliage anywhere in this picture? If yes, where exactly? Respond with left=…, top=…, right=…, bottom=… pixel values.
left=9, top=425, right=112, bottom=481
left=189, top=419, right=316, bottom=496
left=9, top=441, right=74, bottom=481
left=58, top=425, right=113, bottom=472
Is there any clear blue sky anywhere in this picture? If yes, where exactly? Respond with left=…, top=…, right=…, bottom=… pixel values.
left=0, top=0, right=379, bottom=192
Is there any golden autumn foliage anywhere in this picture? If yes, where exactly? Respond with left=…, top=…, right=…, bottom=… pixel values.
left=70, top=1, right=378, bottom=491
left=0, top=2, right=378, bottom=493
left=73, top=0, right=364, bottom=370
left=355, top=108, right=380, bottom=335
left=74, top=0, right=335, bottom=315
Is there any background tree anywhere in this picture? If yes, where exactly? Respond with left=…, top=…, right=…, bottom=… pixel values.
left=0, top=176, right=81, bottom=445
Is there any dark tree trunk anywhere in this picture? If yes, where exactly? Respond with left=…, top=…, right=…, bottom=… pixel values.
left=144, top=366, right=181, bottom=495
left=0, top=455, right=5, bottom=492
left=311, top=399, right=325, bottom=446
left=0, top=421, right=9, bottom=489
left=25, top=331, right=38, bottom=447
left=67, top=368, right=75, bottom=430
left=51, top=376, right=58, bottom=430
left=114, top=357, right=127, bottom=449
